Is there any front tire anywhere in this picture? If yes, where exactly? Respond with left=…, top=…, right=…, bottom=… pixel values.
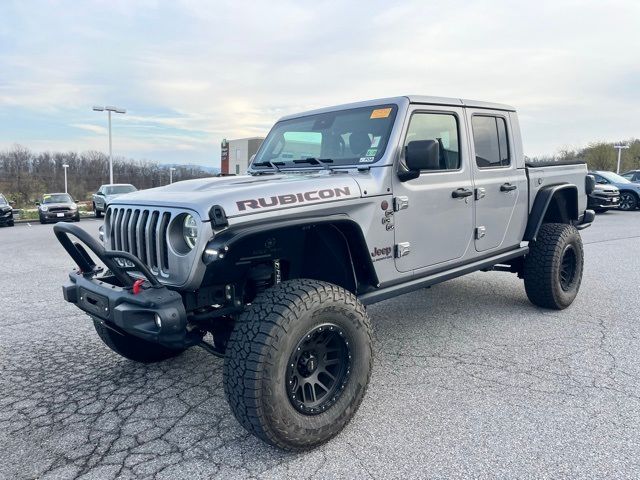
left=94, top=204, right=102, bottom=217
left=523, top=223, right=584, bottom=310
left=93, top=319, right=185, bottom=363
left=223, top=279, right=373, bottom=451
left=619, top=191, right=638, bottom=211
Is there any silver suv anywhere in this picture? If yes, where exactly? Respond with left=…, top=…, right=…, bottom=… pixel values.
left=92, top=183, right=137, bottom=217
left=54, top=96, right=595, bottom=450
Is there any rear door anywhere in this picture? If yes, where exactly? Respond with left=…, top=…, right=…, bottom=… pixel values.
left=392, top=106, right=474, bottom=272
left=467, top=110, right=524, bottom=252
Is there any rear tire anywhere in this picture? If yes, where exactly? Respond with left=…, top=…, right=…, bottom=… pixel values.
left=223, top=279, right=373, bottom=451
left=523, top=223, right=584, bottom=310
left=93, top=318, right=185, bottom=363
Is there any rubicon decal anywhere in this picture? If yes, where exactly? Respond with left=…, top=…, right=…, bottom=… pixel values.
left=236, top=187, right=352, bottom=211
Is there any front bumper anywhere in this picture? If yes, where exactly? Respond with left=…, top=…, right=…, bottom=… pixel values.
left=0, top=211, right=13, bottom=224
left=62, top=272, right=189, bottom=349
left=588, top=195, right=620, bottom=209
left=54, top=223, right=194, bottom=350
left=41, top=210, right=79, bottom=220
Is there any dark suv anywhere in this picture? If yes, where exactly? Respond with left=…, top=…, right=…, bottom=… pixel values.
left=0, top=193, right=14, bottom=227
left=38, top=193, right=80, bottom=224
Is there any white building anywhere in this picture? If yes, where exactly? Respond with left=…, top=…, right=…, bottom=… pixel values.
left=221, top=137, right=264, bottom=175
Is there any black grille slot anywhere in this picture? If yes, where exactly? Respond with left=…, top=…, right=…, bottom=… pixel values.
left=122, top=209, right=132, bottom=252
left=159, top=212, right=171, bottom=271
left=148, top=211, right=159, bottom=270
left=114, top=209, right=124, bottom=250
left=107, top=208, right=116, bottom=248
left=138, top=210, right=149, bottom=265
left=129, top=209, right=140, bottom=257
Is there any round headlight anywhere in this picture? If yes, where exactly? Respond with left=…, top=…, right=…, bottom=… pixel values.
left=183, top=214, right=198, bottom=249
left=40, top=205, right=48, bottom=212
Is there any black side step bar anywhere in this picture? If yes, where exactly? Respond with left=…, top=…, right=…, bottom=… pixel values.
left=358, top=247, right=529, bottom=305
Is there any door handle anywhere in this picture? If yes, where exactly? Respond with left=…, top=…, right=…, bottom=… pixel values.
left=500, top=183, right=517, bottom=192
left=452, top=188, right=473, bottom=198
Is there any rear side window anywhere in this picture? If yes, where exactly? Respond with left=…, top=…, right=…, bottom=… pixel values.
left=472, top=116, right=510, bottom=168
left=403, top=113, right=460, bottom=170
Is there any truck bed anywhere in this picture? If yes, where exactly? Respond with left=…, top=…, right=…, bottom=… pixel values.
left=526, top=162, right=589, bottom=216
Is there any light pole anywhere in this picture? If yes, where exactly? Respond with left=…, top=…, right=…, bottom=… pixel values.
left=169, top=167, right=176, bottom=184
left=614, top=144, right=629, bottom=174
left=92, top=105, right=126, bottom=184
left=62, top=164, right=69, bottom=193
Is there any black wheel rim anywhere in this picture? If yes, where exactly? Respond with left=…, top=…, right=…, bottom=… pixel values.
left=620, top=193, right=635, bottom=210
left=559, top=245, right=578, bottom=291
left=286, top=323, right=351, bottom=415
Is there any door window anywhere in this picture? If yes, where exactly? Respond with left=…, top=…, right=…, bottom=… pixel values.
left=472, top=116, right=510, bottom=168
left=403, top=113, right=460, bottom=170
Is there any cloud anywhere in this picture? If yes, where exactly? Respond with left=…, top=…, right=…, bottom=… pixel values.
left=0, top=0, right=639, bottom=164
left=71, top=123, right=107, bottom=135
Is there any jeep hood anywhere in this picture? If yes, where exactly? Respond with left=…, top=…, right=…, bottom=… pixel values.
left=109, top=173, right=363, bottom=220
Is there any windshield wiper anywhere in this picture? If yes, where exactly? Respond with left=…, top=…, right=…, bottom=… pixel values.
left=292, top=158, right=334, bottom=170
left=252, top=160, right=284, bottom=172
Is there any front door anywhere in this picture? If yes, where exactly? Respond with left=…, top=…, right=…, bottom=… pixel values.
left=393, top=107, right=474, bottom=272
left=467, top=111, right=521, bottom=252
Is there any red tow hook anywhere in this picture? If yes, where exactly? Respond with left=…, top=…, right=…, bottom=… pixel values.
left=132, top=279, right=145, bottom=295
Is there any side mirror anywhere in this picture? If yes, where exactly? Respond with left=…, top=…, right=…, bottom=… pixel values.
left=36, top=201, right=41, bottom=206
left=399, top=140, right=440, bottom=181
left=9, top=201, right=15, bottom=207
left=585, top=175, right=595, bottom=195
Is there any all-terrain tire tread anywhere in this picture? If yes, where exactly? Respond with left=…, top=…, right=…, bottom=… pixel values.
left=523, top=223, right=583, bottom=309
left=223, top=279, right=372, bottom=451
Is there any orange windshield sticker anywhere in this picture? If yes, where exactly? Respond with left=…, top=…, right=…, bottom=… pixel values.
left=370, top=108, right=392, bottom=119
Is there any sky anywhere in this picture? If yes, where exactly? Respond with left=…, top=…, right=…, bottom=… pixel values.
left=0, top=0, right=638, bottom=168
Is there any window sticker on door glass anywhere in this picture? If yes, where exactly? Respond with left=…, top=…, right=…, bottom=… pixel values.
left=371, top=136, right=381, bottom=148
left=359, top=156, right=375, bottom=163
left=366, top=148, right=378, bottom=157
left=370, top=108, right=392, bottom=119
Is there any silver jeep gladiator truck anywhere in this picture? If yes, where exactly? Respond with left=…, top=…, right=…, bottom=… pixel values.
left=54, top=96, right=595, bottom=450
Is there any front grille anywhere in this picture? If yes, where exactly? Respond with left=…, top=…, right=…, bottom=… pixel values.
left=49, top=207, right=70, bottom=213
left=105, top=207, right=173, bottom=278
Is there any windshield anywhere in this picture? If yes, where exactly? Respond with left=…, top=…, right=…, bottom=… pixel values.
left=105, top=185, right=136, bottom=195
left=0, top=194, right=7, bottom=206
left=252, top=104, right=398, bottom=170
left=599, top=171, right=631, bottom=184
left=43, top=194, right=72, bottom=203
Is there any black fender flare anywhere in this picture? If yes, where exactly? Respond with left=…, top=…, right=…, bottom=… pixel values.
left=202, top=213, right=380, bottom=290
left=523, top=184, right=579, bottom=241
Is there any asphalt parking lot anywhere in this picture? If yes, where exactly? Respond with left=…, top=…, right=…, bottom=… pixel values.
left=1, top=212, right=640, bottom=479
